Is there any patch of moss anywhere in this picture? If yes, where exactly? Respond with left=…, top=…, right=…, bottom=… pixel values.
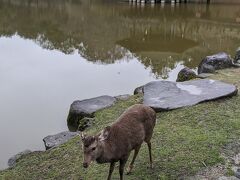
left=1, top=68, right=240, bottom=179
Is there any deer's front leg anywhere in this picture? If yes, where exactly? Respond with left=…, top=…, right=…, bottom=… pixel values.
left=127, top=145, right=141, bottom=174
left=107, top=162, right=115, bottom=180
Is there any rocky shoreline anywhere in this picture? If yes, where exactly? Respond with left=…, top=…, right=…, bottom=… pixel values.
left=66, top=49, right=240, bottom=132
left=3, top=48, right=240, bottom=179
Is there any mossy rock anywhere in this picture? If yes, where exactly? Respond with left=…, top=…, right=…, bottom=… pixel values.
left=176, top=67, right=197, bottom=82
left=134, top=85, right=144, bottom=95
left=235, top=47, right=240, bottom=63
left=78, top=117, right=95, bottom=131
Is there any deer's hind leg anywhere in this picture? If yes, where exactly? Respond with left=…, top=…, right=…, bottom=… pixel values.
left=126, top=145, right=141, bottom=174
left=144, top=127, right=154, bottom=169
left=146, top=141, right=153, bottom=169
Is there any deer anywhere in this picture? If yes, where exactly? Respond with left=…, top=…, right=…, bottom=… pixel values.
left=80, top=104, right=156, bottom=180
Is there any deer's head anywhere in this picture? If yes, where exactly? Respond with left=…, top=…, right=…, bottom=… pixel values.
left=80, top=126, right=111, bottom=168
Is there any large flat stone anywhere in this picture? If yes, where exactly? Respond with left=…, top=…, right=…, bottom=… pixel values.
left=67, top=95, right=116, bottom=130
left=143, top=79, right=237, bottom=112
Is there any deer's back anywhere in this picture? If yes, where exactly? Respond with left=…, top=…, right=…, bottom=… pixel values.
left=107, top=104, right=156, bottom=155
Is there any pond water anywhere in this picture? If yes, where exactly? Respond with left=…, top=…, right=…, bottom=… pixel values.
left=0, top=0, right=240, bottom=169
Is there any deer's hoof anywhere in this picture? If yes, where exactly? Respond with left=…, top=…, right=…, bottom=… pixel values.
left=126, top=166, right=133, bottom=175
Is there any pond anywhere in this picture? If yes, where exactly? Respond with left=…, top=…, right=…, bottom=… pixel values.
left=0, top=0, right=240, bottom=169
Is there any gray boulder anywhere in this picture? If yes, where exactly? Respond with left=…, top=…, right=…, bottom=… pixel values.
left=143, top=79, right=237, bottom=112
left=43, top=131, right=78, bottom=150
left=67, top=95, right=116, bottom=130
left=176, top=67, right=197, bottom=82
left=234, top=47, right=240, bottom=64
left=8, top=150, right=31, bottom=167
left=198, top=52, right=233, bottom=74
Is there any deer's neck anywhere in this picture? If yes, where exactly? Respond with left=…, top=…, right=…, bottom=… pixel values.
left=96, top=141, right=113, bottom=164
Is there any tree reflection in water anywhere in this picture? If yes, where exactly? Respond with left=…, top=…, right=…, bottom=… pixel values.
left=0, top=0, right=239, bottom=78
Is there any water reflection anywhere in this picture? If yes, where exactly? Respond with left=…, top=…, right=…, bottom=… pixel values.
left=0, top=0, right=240, bottom=69
left=0, top=0, right=240, bottom=170
left=117, top=34, right=198, bottom=54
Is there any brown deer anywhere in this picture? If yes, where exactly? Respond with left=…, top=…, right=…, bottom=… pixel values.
left=80, top=104, right=156, bottom=180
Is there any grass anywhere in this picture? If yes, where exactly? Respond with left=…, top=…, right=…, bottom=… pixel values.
left=1, top=68, right=240, bottom=180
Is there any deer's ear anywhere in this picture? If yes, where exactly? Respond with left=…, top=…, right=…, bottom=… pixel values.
left=79, top=132, right=86, bottom=141
left=99, top=126, right=111, bottom=141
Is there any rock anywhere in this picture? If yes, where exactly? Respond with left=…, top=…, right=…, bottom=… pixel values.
left=200, top=64, right=216, bottom=73
left=176, top=67, right=197, bottom=82
left=78, top=117, right=95, bottom=131
left=134, top=86, right=144, bottom=95
left=8, top=150, right=31, bottom=167
left=115, top=94, right=131, bottom=101
left=234, top=47, right=240, bottom=64
left=198, top=52, right=233, bottom=74
left=43, top=131, right=78, bottom=150
left=197, top=73, right=214, bottom=79
left=67, top=95, right=116, bottom=129
left=143, top=79, right=237, bottom=112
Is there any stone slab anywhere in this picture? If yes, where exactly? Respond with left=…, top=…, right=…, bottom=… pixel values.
left=143, top=79, right=238, bottom=112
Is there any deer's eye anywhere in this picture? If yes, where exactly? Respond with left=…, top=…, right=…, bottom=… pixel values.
left=92, top=147, right=96, bottom=151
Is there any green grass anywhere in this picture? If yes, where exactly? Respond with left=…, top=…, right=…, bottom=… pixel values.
left=1, top=68, right=240, bottom=180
